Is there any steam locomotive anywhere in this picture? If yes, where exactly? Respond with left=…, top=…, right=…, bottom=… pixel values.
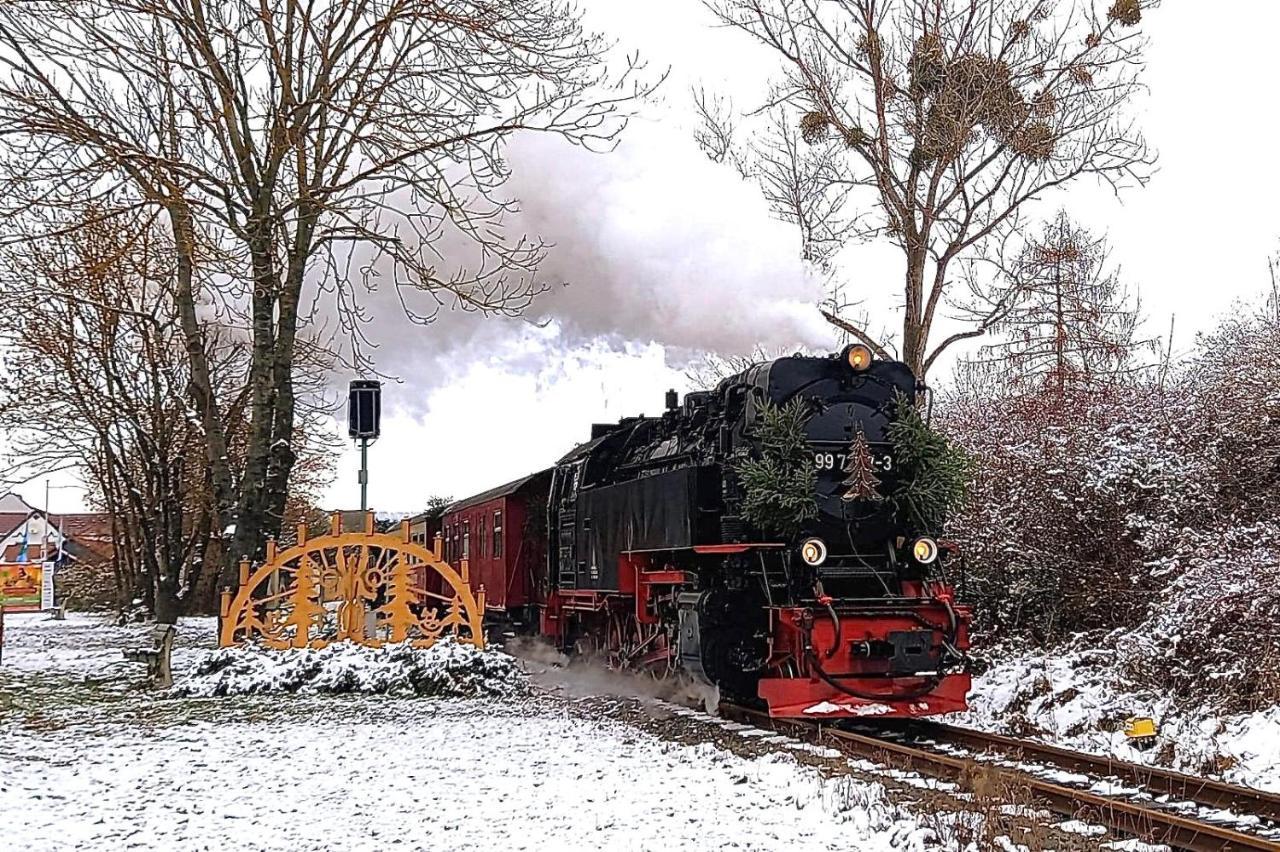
left=436, top=345, right=971, bottom=718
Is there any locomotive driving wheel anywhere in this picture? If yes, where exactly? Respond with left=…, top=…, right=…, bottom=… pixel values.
left=603, top=606, right=675, bottom=676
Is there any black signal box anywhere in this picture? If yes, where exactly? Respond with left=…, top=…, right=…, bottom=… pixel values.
left=348, top=380, right=382, bottom=439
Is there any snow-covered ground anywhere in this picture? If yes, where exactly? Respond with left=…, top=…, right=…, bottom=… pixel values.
left=1, top=613, right=932, bottom=852
left=954, top=643, right=1280, bottom=793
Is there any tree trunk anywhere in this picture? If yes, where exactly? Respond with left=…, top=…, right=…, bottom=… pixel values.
left=153, top=581, right=181, bottom=625
left=261, top=215, right=315, bottom=538
left=167, top=202, right=236, bottom=578
left=226, top=224, right=281, bottom=583
left=902, top=250, right=928, bottom=377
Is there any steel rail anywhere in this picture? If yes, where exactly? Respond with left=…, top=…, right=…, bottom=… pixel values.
left=719, top=703, right=1280, bottom=852
left=916, top=721, right=1280, bottom=824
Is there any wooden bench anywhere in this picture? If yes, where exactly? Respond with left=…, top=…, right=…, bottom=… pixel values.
left=123, top=624, right=175, bottom=689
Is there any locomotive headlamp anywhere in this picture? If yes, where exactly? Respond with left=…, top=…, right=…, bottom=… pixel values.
left=799, top=537, right=828, bottom=567
left=845, top=343, right=874, bottom=372
left=911, top=537, right=939, bottom=565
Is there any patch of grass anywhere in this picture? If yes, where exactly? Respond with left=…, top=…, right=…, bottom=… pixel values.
left=918, top=762, right=1060, bottom=850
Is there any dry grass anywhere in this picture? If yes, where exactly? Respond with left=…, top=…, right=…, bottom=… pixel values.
left=918, top=761, right=1064, bottom=849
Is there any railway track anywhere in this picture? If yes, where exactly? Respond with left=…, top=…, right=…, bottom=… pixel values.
left=719, top=703, right=1280, bottom=852
left=912, top=721, right=1280, bottom=825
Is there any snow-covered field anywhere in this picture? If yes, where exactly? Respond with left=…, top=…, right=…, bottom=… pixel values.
left=10, top=612, right=1238, bottom=849
left=954, top=643, right=1280, bottom=793
left=1, top=613, right=930, bottom=852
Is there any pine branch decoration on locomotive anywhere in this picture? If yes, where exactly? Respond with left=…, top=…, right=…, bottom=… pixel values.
left=439, top=343, right=974, bottom=719
left=884, top=392, right=973, bottom=535
left=731, top=398, right=819, bottom=536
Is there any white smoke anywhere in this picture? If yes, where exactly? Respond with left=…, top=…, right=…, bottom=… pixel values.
left=505, top=121, right=833, bottom=355
left=326, top=116, right=835, bottom=409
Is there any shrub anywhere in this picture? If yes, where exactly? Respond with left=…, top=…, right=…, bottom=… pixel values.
left=941, top=301, right=1280, bottom=710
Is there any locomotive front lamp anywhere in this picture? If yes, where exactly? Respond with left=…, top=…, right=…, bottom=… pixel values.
left=799, top=537, right=828, bottom=566
left=845, top=343, right=874, bottom=372
left=911, top=537, right=939, bottom=565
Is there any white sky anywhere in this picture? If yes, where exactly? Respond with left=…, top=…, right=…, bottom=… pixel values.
left=10, top=1, right=1279, bottom=515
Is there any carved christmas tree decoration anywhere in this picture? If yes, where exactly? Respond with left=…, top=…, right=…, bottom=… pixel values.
left=282, top=556, right=328, bottom=648
left=381, top=555, right=419, bottom=643
left=841, top=428, right=883, bottom=502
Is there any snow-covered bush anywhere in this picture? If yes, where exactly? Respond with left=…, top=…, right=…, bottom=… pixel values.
left=942, top=301, right=1280, bottom=711
left=943, top=383, right=1183, bottom=640
left=173, top=638, right=527, bottom=699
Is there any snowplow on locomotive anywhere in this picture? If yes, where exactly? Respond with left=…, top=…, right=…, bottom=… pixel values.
left=439, top=345, right=972, bottom=719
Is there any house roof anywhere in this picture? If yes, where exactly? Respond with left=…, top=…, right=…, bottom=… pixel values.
left=0, top=509, right=114, bottom=564
left=444, top=469, right=552, bottom=516
left=0, top=492, right=34, bottom=514
left=53, top=513, right=114, bottom=563
left=0, top=512, right=30, bottom=538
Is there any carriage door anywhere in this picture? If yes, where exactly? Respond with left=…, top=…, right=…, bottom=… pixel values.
left=555, top=462, right=582, bottom=589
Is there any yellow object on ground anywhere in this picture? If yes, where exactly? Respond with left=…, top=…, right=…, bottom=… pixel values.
left=1124, top=716, right=1158, bottom=740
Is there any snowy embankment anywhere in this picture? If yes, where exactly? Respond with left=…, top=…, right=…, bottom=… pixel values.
left=954, top=642, right=1280, bottom=793
left=0, top=613, right=929, bottom=852
left=5, top=704, right=925, bottom=852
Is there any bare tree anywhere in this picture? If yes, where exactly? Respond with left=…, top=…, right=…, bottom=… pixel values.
left=966, top=210, right=1153, bottom=393
left=0, top=209, right=220, bottom=620
left=0, top=207, right=339, bottom=619
left=694, top=90, right=861, bottom=271
left=705, top=0, right=1157, bottom=377
left=0, top=1, right=652, bottom=583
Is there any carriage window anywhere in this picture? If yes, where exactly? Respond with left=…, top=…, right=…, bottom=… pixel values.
left=493, top=511, right=503, bottom=557
left=462, top=520, right=470, bottom=560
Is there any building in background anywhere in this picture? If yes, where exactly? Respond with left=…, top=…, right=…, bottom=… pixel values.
left=0, top=492, right=115, bottom=611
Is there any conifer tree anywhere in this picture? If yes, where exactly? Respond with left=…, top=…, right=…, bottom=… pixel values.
left=974, top=211, right=1152, bottom=393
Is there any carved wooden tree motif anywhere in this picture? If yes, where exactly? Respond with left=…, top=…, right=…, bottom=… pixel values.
left=282, top=557, right=327, bottom=648
left=841, top=429, right=883, bottom=502
left=382, top=555, right=419, bottom=644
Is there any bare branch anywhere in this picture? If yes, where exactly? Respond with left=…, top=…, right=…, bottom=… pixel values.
left=704, top=0, right=1159, bottom=377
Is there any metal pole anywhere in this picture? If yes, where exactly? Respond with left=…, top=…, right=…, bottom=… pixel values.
left=359, top=437, right=369, bottom=512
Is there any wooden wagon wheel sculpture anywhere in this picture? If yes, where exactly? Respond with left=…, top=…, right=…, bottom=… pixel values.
left=219, top=512, right=485, bottom=650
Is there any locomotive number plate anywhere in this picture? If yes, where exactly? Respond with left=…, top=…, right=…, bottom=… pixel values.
left=812, top=449, right=893, bottom=472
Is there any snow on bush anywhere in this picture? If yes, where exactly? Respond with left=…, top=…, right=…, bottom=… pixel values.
left=955, top=640, right=1280, bottom=791
left=943, top=299, right=1280, bottom=713
left=173, top=638, right=527, bottom=699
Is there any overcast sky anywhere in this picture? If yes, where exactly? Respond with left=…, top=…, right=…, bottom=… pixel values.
left=16, top=1, right=1280, bottom=515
